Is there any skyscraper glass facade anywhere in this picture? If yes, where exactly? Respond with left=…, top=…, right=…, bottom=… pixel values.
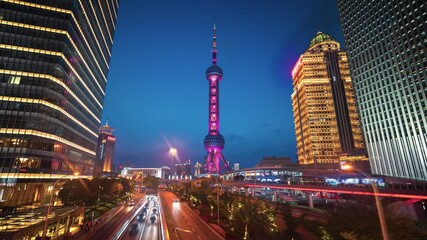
left=0, top=0, right=118, bottom=207
left=338, top=0, right=426, bottom=180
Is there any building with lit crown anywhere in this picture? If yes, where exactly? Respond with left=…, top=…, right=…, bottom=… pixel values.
left=338, top=0, right=427, bottom=180
left=95, top=123, right=116, bottom=175
left=0, top=0, right=119, bottom=219
left=291, top=32, right=367, bottom=170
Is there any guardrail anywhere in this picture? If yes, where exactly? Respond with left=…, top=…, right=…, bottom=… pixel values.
left=158, top=191, right=170, bottom=240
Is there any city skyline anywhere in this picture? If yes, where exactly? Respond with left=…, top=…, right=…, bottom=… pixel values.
left=1, top=1, right=427, bottom=239
left=102, top=0, right=344, bottom=169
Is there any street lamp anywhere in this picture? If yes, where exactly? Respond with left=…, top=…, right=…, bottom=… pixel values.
left=208, top=175, right=220, bottom=227
left=42, top=172, right=79, bottom=240
left=341, top=164, right=389, bottom=240
left=169, top=147, right=177, bottom=178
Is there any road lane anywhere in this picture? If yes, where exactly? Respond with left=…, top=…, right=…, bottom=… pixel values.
left=86, top=194, right=144, bottom=240
left=121, top=194, right=161, bottom=240
left=160, top=191, right=224, bottom=240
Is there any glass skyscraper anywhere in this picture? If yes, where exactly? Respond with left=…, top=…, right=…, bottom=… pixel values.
left=0, top=0, right=118, bottom=209
left=338, top=0, right=426, bottom=180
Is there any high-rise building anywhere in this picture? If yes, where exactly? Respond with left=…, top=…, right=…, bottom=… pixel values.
left=233, top=163, right=239, bottom=171
left=194, top=162, right=202, bottom=177
left=174, top=159, right=192, bottom=178
left=95, top=123, right=116, bottom=175
left=0, top=0, right=119, bottom=211
left=338, top=1, right=427, bottom=180
left=291, top=32, right=367, bottom=170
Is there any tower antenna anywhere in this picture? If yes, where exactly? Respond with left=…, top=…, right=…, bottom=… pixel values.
left=212, top=15, right=217, bottom=65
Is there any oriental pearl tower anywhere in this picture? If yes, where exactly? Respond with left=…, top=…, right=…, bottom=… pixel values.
left=204, top=20, right=229, bottom=174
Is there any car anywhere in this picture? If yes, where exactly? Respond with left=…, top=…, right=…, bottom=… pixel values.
left=129, top=223, right=138, bottom=235
left=150, top=215, right=156, bottom=224
left=128, top=200, right=135, bottom=206
left=173, top=198, right=179, bottom=202
left=138, top=213, right=145, bottom=222
left=152, top=207, right=158, bottom=214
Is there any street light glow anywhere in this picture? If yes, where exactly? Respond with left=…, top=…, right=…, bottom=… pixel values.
left=340, top=164, right=352, bottom=170
left=169, top=147, right=177, bottom=156
left=42, top=172, right=81, bottom=239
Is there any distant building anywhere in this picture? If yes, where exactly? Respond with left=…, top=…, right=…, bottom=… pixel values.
left=256, top=157, right=294, bottom=168
left=174, top=159, right=192, bottom=178
left=194, top=162, right=203, bottom=177
left=121, top=166, right=170, bottom=179
left=338, top=0, right=427, bottom=181
left=291, top=32, right=367, bottom=170
left=233, top=163, right=240, bottom=171
left=95, top=123, right=116, bottom=175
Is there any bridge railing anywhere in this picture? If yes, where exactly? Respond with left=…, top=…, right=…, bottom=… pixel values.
left=224, top=180, right=427, bottom=195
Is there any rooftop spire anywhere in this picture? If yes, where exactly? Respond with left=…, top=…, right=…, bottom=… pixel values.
left=212, top=15, right=217, bottom=65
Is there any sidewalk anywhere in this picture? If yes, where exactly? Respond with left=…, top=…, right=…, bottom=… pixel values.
left=66, top=204, right=124, bottom=240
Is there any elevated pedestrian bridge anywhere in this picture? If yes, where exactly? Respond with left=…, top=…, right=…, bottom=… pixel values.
left=222, top=181, right=427, bottom=200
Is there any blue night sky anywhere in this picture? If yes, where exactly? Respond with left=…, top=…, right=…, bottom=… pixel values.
left=101, top=0, right=344, bottom=169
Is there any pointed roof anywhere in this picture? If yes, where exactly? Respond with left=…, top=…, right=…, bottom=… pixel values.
left=99, top=122, right=114, bottom=134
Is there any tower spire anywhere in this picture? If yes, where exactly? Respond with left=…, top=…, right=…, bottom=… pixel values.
left=212, top=16, right=217, bottom=65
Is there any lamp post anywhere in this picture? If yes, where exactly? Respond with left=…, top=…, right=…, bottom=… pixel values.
left=341, top=164, right=389, bottom=240
left=42, top=172, right=79, bottom=240
left=209, top=175, right=220, bottom=227
left=116, top=177, right=123, bottom=199
left=169, top=147, right=177, bottom=179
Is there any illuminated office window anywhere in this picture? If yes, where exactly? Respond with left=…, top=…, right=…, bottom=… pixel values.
left=8, top=76, right=21, bottom=85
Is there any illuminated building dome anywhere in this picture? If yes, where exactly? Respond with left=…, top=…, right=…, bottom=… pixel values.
left=204, top=133, right=225, bottom=151
left=308, top=31, right=338, bottom=49
left=206, top=65, right=223, bottom=77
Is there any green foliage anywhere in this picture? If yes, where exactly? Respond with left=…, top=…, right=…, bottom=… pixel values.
left=387, top=216, right=427, bottom=240
left=228, top=195, right=277, bottom=239
left=274, top=202, right=300, bottom=240
left=58, top=178, right=97, bottom=206
left=324, top=204, right=381, bottom=240
left=58, top=177, right=132, bottom=206
left=320, top=202, right=427, bottom=240
left=319, top=226, right=334, bottom=240
left=142, top=176, right=160, bottom=190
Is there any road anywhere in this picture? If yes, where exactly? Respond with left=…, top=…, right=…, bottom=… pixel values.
left=159, top=191, right=224, bottom=240
left=120, top=195, right=161, bottom=240
left=81, top=194, right=145, bottom=240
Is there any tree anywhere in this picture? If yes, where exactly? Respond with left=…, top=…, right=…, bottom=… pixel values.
left=58, top=178, right=97, bottom=206
left=229, top=195, right=276, bottom=239
left=324, top=204, right=381, bottom=240
left=142, top=176, right=160, bottom=190
left=274, top=202, right=299, bottom=240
